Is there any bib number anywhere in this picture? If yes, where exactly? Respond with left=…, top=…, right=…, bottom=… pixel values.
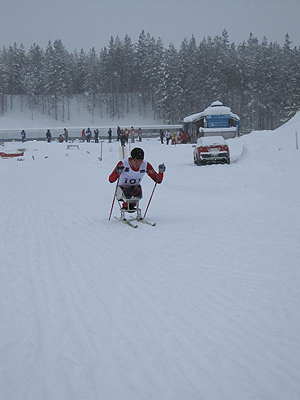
left=124, top=178, right=140, bottom=184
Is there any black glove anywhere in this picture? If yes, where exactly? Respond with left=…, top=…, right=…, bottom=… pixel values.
left=158, top=163, right=166, bottom=173
left=115, top=164, right=125, bottom=174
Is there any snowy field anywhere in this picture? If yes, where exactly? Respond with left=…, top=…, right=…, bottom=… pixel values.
left=1, top=113, right=300, bottom=400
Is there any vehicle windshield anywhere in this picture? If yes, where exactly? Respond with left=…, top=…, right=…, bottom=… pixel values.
left=197, top=136, right=225, bottom=146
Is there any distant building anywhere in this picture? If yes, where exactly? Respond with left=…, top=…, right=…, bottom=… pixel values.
left=183, top=101, right=240, bottom=142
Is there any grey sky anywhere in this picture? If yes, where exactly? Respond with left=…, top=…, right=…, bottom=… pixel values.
left=1, top=0, right=300, bottom=53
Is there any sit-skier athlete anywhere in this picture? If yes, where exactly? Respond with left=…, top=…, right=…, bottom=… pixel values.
left=109, top=147, right=166, bottom=214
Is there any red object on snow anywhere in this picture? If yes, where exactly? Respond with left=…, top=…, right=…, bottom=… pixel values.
left=0, top=151, right=24, bottom=158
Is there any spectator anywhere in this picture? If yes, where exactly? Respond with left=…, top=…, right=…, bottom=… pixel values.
left=138, top=127, right=142, bottom=142
left=108, top=128, right=112, bottom=143
left=117, top=126, right=121, bottom=141
left=46, top=129, right=52, bottom=143
left=119, top=129, right=126, bottom=146
left=171, top=131, right=177, bottom=145
left=165, top=130, right=171, bottom=145
left=81, top=129, right=86, bottom=142
left=124, top=128, right=129, bottom=142
left=94, top=128, right=99, bottom=143
left=86, top=128, right=92, bottom=142
left=130, top=126, right=135, bottom=143
left=159, top=129, right=164, bottom=144
left=179, top=129, right=188, bottom=144
left=64, top=128, right=68, bottom=142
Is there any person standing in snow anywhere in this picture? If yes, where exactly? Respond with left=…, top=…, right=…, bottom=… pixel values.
left=138, top=127, right=142, bottom=142
left=46, top=129, right=52, bottom=143
left=64, top=128, right=68, bottom=142
left=124, top=128, right=129, bottom=143
left=159, top=129, right=164, bottom=144
left=21, top=130, right=26, bottom=142
left=117, top=126, right=121, bottom=142
left=165, top=130, right=171, bottom=145
left=171, top=131, right=177, bottom=145
left=81, top=129, right=86, bottom=142
left=130, top=126, right=135, bottom=143
left=86, top=128, right=92, bottom=142
left=94, top=128, right=99, bottom=143
left=178, top=129, right=188, bottom=144
left=109, top=147, right=166, bottom=210
left=108, top=128, right=112, bottom=143
left=119, top=129, right=126, bottom=146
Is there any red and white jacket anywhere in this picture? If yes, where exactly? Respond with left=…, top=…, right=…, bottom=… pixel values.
left=109, top=158, right=164, bottom=186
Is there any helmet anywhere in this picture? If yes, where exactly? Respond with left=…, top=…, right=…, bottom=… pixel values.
left=131, top=147, right=144, bottom=160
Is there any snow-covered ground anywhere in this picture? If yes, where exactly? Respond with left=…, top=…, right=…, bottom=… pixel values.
left=1, top=112, right=300, bottom=400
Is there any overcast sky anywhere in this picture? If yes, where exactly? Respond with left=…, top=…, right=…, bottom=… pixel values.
left=1, top=0, right=300, bottom=53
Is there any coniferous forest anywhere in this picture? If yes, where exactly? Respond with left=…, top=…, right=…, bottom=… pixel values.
left=1, top=30, right=299, bottom=133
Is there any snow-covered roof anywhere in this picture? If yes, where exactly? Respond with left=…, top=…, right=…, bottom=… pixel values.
left=183, top=111, right=204, bottom=123
left=184, top=101, right=240, bottom=123
left=204, top=105, right=231, bottom=116
left=210, top=101, right=223, bottom=107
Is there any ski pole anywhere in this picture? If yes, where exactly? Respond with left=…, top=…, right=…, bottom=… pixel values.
left=108, top=177, right=119, bottom=221
left=143, top=182, right=157, bottom=219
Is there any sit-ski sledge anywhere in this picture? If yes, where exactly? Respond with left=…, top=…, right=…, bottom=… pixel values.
left=115, top=186, right=156, bottom=228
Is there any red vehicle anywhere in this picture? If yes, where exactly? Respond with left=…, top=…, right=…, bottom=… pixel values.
left=193, top=136, right=230, bottom=165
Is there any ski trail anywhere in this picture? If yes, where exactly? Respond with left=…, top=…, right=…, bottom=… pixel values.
left=1, top=137, right=300, bottom=400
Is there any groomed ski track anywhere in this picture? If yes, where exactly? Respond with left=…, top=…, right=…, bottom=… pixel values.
left=1, top=127, right=300, bottom=400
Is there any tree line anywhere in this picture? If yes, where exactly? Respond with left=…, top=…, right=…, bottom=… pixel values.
left=0, top=30, right=299, bottom=132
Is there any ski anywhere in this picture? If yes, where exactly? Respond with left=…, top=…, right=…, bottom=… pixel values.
left=114, top=216, right=138, bottom=228
left=135, top=218, right=156, bottom=226
left=114, top=216, right=155, bottom=227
